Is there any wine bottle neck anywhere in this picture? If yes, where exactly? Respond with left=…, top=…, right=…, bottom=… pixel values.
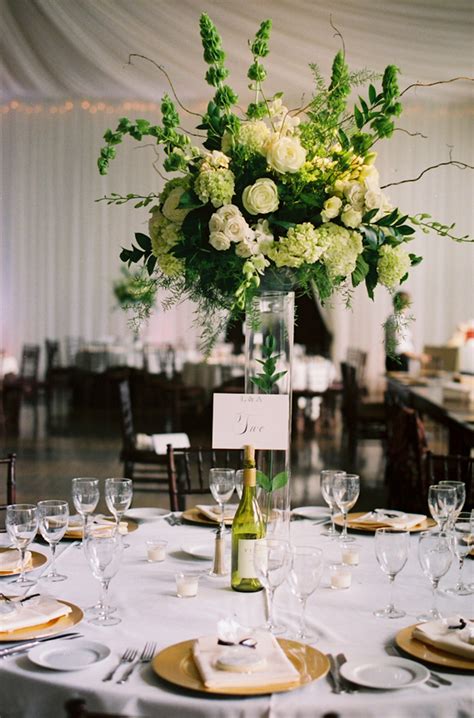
left=243, top=467, right=256, bottom=488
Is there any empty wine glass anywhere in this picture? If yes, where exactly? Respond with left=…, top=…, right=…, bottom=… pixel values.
left=105, top=478, right=133, bottom=546
left=5, top=504, right=38, bottom=587
left=417, top=530, right=452, bottom=622
left=427, top=484, right=456, bottom=532
left=254, top=538, right=291, bottom=634
left=374, top=528, right=409, bottom=618
left=288, top=545, right=324, bottom=642
left=235, top=470, right=244, bottom=500
left=84, top=528, right=123, bottom=626
left=438, top=481, right=466, bottom=527
left=209, top=469, right=235, bottom=533
left=37, top=500, right=69, bottom=582
left=445, top=513, right=473, bottom=596
left=320, top=470, right=346, bottom=537
left=72, top=478, right=100, bottom=548
left=332, top=474, right=360, bottom=542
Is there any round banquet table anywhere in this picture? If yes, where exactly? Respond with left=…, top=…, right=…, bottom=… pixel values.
left=1, top=518, right=472, bottom=718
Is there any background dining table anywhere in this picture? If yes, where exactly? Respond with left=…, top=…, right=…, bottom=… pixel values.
left=0, top=515, right=472, bottom=718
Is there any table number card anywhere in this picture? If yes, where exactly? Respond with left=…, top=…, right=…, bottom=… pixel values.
left=212, top=393, right=290, bottom=450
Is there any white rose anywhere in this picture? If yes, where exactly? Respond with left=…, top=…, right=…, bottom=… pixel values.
left=224, top=215, right=253, bottom=244
left=242, top=178, right=279, bottom=215
left=344, top=182, right=365, bottom=211
left=209, top=213, right=225, bottom=233
left=161, top=187, right=189, bottom=224
left=215, top=204, right=242, bottom=223
left=364, top=189, right=383, bottom=211
left=341, top=205, right=363, bottom=229
left=235, top=239, right=257, bottom=258
left=266, top=135, right=306, bottom=174
left=209, top=231, right=231, bottom=251
left=321, top=196, right=342, bottom=222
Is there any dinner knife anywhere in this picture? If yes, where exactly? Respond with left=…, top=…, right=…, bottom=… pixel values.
left=0, top=632, right=82, bottom=658
left=327, top=654, right=344, bottom=694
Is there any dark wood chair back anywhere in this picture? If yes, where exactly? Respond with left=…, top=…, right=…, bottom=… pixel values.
left=340, top=361, right=359, bottom=426
left=346, top=348, right=367, bottom=386
left=167, top=445, right=242, bottom=512
left=0, top=453, right=16, bottom=509
left=45, top=339, right=61, bottom=372
left=20, top=344, right=40, bottom=381
left=426, top=451, right=473, bottom=510
left=118, top=380, right=135, bottom=451
left=385, top=402, right=428, bottom=512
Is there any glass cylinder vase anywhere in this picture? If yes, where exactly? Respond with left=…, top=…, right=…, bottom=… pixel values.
left=244, top=291, right=294, bottom=539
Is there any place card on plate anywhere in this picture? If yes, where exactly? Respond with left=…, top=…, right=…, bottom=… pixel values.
left=212, top=394, right=289, bottom=450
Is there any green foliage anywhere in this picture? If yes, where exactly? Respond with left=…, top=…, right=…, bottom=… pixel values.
left=249, top=334, right=288, bottom=394
left=256, top=469, right=289, bottom=492
left=113, top=267, right=157, bottom=309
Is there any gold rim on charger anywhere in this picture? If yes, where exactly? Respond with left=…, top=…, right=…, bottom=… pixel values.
left=333, top=512, right=436, bottom=533
left=396, top=625, right=474, bottom=672
left=0, top=600, right=83, bottom=642
left=152, top=638, right=329, bottom=695
left=0, top=548, right=47, bottom=576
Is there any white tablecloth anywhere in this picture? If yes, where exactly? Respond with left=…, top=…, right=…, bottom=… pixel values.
left=1, top=520, right=472, bottom=718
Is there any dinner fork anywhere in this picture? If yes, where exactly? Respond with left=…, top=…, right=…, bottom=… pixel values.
left=102, top=647, right=137, bottom=682
left=335, top=653, right=357, bottom=693
left=117, top=642, right=156, bottom=684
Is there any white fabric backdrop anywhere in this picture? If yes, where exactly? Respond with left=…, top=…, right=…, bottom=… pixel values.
left=0, top=0, right=473, bottom=385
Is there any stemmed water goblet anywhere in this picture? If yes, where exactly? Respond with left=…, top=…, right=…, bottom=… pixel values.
left=373, top=528, right=409, bottom=618
left=37, top=500, right=69, bottom=582
left=209, top=468, right=235, bottom=534
left=427, top=484, right=456, bottom=533
left=84, top=527, right=123, bottom=626
left=253, top=538, right=291, bottom=634
left=105, top=478, right=133, bottom=547
left=72, top=478, right=100, bottom=549
left=445, top=513, right=473, bottom=596
left=438, top=481, right=465, bottom=528
left=287, top=545, right=324, bottom=642
left=417, top=530, right=452, bottom=622
left=5, top=504, right=39, bottom=588
left=320, top=470, right=346, bottom=538
left=332, top=474, right=360, bottom=542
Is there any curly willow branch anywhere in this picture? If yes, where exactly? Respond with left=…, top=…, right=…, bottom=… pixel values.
left=400, top=76, right=473, bottom=98
left=381, top=160, right=473, bottom=189
left=329, top=15, right=345, bottom=57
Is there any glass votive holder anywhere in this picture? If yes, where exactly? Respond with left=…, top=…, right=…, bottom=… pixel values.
left=175, top=572, right=200, bottom=598
left=341, top=542, right=360, bottom=566
left=146, top=539, right=168, bottom=563
left=329, top=562, right=352, bottom=590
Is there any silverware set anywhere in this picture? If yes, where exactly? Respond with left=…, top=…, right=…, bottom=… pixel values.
left=0, top=632, right=82, bottom=658
left=327, top=653, right=357, bottom=694
left=103, top=643, right=156, bottom=683
left=164, top=514, right=182, bottom=526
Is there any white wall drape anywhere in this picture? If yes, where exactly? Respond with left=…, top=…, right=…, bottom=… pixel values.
left=0, top=0, right=473, bottom=385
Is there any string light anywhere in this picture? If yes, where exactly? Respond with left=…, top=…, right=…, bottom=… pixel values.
left=0, top=100, right=165, bottom=115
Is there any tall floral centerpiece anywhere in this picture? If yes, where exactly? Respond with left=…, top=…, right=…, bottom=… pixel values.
left=97, top=14, right=469, bottom=513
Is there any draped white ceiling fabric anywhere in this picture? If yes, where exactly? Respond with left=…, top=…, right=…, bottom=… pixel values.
left=1, top=0, right=473, bottom=386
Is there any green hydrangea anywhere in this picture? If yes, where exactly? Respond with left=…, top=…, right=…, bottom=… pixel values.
left=148, top=209, right=184, bottom=277
left=377, top=244, right=411, bottom=288
left=267, top=222, right=327, bottom=268
left=237, top=120, right=270, bottom=155
left=194, top=167, right=235, bottom=208
left=318, top=222, right=363, bottom=278
left=160, top=176, right=190, bottom=205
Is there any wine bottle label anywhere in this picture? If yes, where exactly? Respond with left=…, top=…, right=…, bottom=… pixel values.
left=237, top=538, right=258, bottom=579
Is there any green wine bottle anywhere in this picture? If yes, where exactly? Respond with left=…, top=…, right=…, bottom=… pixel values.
left=231, top=444, right=265, bottom=592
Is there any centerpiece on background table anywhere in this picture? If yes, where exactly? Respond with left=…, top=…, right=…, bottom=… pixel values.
left=97, top=13, right=470, bottom=522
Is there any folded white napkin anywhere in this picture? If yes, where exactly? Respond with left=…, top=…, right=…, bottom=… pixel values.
left=67, top=516, right=127, bottom=536
left=413, top=617, right=474, bottom=661
left=0, top=596, right=72, bottom=633
left=152, top=432, right=190, bottom=455
left=0, top=550, right=32, bottom=573
left=350, top=510, right=426, bottom=530
left=193, top=631, right=300, bottom=689
left=196, top=505, right=237, bottom=523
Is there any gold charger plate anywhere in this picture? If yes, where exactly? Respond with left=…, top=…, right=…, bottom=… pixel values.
left=0, top=600, right=83, bottom=642
left=0, top=548, right=47, bottom=576
left=64, top=518, right=139, bottom=539
left=333, top=512, right=436, bottom=533
left=152, top=638, right=329, bottom=696
left=396, top=625, right=474, bottom=672
left=182, top=508, right=233, bottom=527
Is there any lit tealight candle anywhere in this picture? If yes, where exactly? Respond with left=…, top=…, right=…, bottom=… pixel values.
left=341, top=543, right=360, bottom=566
left=329, top=562, right=352, bottom=589
left=146, top=540, right=167, bottom=563
left=175, top=572, right=200, bottom=598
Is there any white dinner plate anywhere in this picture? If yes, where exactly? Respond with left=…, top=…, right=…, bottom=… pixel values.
left=124, top=508, right=171, bottom=522
left=28, top=639, right=110, bottom=671
left=291, top=506, right=330, bottom=520
left=180, top=541, right=229, bottom=561
left=340, top=657, right=429, bottom=690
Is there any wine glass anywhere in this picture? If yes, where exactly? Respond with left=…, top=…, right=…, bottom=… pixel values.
left=71, top=478, right=100, bottom=548
left=373, top=528, right=409, bottom=618
left=235, top=470, right=244, bottom=500
left=5, top=504, right=39, bottom=587
left=427, top=484, right=456, bottom=532
left=445, top=513, right=473, bottom=596
left=37, top=500, right=69, bottom=582
left=287, top=545, right=324, bottom=642
left=105, top=478, right=133, bottom=546
left=320, top=470, right=346, bottom=537
left=438, top=481, right=465, bottom=527
left=332, top=474, right=360, bottom=542
left=209, top=469, right=235, bottom=533
left=417, top=530, right=452, bottom=622
left=84, top=527, right=123, bottom=626
left=254, top=538, right=291, bottom=634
